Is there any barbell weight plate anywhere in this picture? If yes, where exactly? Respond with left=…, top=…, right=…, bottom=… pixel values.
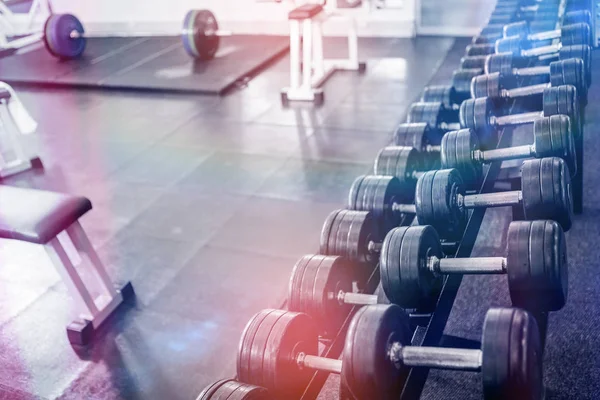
left=348, top=175, right=405, bottom=235
left=380, top=226, right=442, bottom=309
left=182, top=9, right=220, bottom=60
left=460, top=97, right=497, bottom=147
left=237, top=309, right=316, bottom=398
left=471, top=73, right=502, bottom=99
left=421, top=86, right=455, bottom=109
left=288, top=255, right=315, bottom=313
left=197, top=379, right=271, bottom=399
left=521, top=157, right=573, bottom=231
left=441, top=129, right=483, bottom=185
left=542, top=85, right=581, bottom=140
left=506, top=220, right=568, bottom=312
left=44, top=14, right=86, bottom=60
left=394, top=123, right=442, bottom=169
left=452, top=68, right=482, bottom=95
left=561, top=23, right=591, bottom=47
left=559, top=45, right=591, bottom=87
left=481, top=308, right=543, bottom=400
left=341, top=304, right=412, bottom=400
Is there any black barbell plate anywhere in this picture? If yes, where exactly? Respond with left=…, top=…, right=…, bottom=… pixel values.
left=506, top=220, right=568, bottom=311
left=288, top=255, right=315, bottom=312
left=471, top=73, right=502, bottom=99
left=380, top=226, right=442, bottom=309
left=481, top=308, right=543, bottom=400
left=341, top=304, right=412, bottom=400
left=561, top=23, right=591, bottom=47
left=407, top=102, right=443, bottom=126
left=320, top=210, right=379, bottom=263
left=521, top=157, right=573, bottom=231
left=374, top=146, right=423, bottom=186
left=452, top=68, right=483, bottom=95
left=421, top=86, right=455, bottom=109
left=559, top=45, right=591, bottom=86
left=542, top=85, right=581, bottom=139
left=44, top=14, right=86, bottom=59
left=549, top=59, right=587, bottom=104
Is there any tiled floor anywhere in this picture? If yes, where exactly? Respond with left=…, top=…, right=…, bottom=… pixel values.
left=0, top=37, right=455, bottom=400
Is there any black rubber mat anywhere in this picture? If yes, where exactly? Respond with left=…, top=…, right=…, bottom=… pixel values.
left=0, top=35, right=289, bottom=95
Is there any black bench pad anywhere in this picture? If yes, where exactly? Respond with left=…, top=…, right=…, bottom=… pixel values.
left=0, top=185, right=92, bottom=244
left=289, top=4, right=324, bottom=20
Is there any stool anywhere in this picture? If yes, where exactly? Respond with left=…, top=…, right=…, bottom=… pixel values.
left=0, top=185, right=134, bottom=345
left=282, top=2, right=366, bottom=105
left=0, top=82, right=42, bottom=178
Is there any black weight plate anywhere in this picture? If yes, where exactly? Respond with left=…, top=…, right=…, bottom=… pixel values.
left=559, top=45, right=591, bottom=87
left=452, top=69, right=483, bottom=95
left=374, top=146, right=423, bottom=188
left=44, top=14, right=86, bottom=60
left=549, top=59, right=587, bottom=103
left=452, top=129, right=483, bottom=185
left=407, top=102, right=443, bottom=126
left=533, top=115, right=577, bottom=176
left=313, top=256, right=356, bottom=334
left=561, top=23, right=591, bottom=47
left=320, top=209, right=343, bottom=255
left=421, top=86, right=455, bottom=109
left=297, top=255, right=326, bottom=327
left=324, top=210, right=379, bottom=263
left=394, top=123, right=429, bottom=150
left=288, top=255, right=316, bottom=312
left=341, top=304, right=411, bottom=400
left=481, top=308, right=543, bottom=400
left=485, top=53, right=515, bottom=75
left=237, top=309, right=280, bottom=390
left=205, top=380, right=271, bottom=400
left=416, top=169, right=466, bottom=239
left=507, top=220, right=568, bottom=311
left=461, top=55, right=487, bottom=69
left=380, top=226, right=442, bottom=309
left=182, top=9, right=220, bottom=60
left=521, top=157, right=573, bottom=231
left=471, top=73, right=502, bottom=99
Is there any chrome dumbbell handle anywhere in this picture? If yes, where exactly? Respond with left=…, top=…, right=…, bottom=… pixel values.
left=428, top=255, right=507, bottom=274
left=473, top=145, right=534, bottom=163
left=459, top=190, right=523, bottom=208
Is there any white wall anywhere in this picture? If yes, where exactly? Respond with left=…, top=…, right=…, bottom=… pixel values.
left=47, top=0, right=417, bottom=37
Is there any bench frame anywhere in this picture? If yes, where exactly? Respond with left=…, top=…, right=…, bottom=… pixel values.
left=45, top=221, right=133, bottom=345
left=282, top=2, right=366, bottom=105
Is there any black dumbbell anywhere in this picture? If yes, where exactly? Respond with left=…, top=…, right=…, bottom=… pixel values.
left=484, top=44, right=591, bottom=86
left=472, top=25, right=505, bottom=45
left=380, top=222, right=567, bottom=311
left=197, top=379, right=270, bottom=399
left=440, top=116, right=577, bottom=185
left=459, top=85, right=581, bottom=147
left=407, top=102, right=461, bottom=128
left=415, top=158, right=572, bottom=239
left=237, top=306, right=543, bottom=400
left=471, top=59, right=587, bottom=106
left=394, top=124, right=442, bottom=168
left=496, top=23, right=591, bottom=53
left=287, top=255, right=392, bottom=334
left=347, top=175, right=416, bottom=235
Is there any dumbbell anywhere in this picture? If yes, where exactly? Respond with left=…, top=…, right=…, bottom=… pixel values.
left=44, top=10, right=226, bottom=60
left=287, top=255, right=394, bottom=334
left=471, top=58, right=587, bottom=106
left=197, top=379, right=270, bottom=400
left=407, top=102, right=461, bottom=129
left=503, top=10, right=592, bottom=38
left=347, top=174, right=417, bottom=235
left=415, top=157, right=572, bottom=239
left=459, top=85, right=581, bottom=147
left=237, top=306, right=543, bottom=400
left=440, top=116, right=577, bottom=185
left=394, top=124, right=442, bottom=168
left=496, top=23, right=591, bottom=54
left=484, top=44, right=591, bottom=86
left=420, top=69, right=481, bottom=106
left=380, top=222, right=567, bottom=311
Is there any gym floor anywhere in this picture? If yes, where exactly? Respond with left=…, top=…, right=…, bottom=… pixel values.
left=1, top=28, right=599, bottom=400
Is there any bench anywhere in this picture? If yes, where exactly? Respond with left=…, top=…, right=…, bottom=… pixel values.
left=0, top=185, right=134, bottom=345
